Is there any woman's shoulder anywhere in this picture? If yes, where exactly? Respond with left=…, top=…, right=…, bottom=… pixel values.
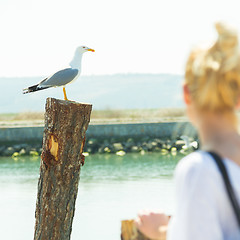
left=177, top=150, right=240, bottom=172
left=175, top=151, right=218, bottom=178
left=170, top=153, right=240, bottom=240
left=175, top=150, right=240, bottom=189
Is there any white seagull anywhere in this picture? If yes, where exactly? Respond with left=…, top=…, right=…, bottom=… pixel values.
left=23, top=46, right=95, bottom=100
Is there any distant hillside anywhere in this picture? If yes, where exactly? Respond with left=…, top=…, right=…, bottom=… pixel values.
left=0, top=74, right=184, bottom=113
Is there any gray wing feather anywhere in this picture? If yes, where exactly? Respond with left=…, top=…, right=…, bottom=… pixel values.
left=39, top=68, right=79, bottom=87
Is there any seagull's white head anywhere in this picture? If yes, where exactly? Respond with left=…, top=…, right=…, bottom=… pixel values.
left=70, top=45, right=95, bottom=69
left=76, top=46, right=95, bottom=54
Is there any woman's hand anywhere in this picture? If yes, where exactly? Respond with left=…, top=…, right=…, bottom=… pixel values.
left=134, top=210, right=169, bottom=240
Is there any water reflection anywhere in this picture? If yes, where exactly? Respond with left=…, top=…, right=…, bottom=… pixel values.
left=82, top=153, right=179, bottom=182
left=0, top=153, right=181, bottom=240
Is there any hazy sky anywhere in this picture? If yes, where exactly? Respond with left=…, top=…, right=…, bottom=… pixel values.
left=0, top=0, right=239, bottom=77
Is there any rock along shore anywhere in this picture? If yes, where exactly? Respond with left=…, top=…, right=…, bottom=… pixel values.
left=0, top=122, right=198, bottom=157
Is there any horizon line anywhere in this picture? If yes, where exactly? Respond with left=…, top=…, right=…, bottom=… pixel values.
left=0, top=72, right=184, bottom=78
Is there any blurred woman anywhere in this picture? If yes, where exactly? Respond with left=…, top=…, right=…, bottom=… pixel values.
left=135, top=23, right=240, bottom=240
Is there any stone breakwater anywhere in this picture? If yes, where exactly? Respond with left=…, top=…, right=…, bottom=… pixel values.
left=84, top=136, right=199, bottom=155
left=0, top=136, right=199, bottom=157
left=0, top=122, right=198, bottom=157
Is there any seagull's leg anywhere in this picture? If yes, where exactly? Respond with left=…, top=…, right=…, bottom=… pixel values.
left=63, top=87, right=69, bottom=101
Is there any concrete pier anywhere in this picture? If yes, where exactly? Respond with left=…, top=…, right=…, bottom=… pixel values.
left=0, top=122, right=197, bottom=144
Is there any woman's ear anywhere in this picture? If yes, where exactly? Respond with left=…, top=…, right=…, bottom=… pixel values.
left=183, top=84, right=191, bottom=105
left=236, top=97, right=240, bottom=109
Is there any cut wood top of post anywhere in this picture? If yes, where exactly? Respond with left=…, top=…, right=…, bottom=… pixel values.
left=46, top=97, right=92, bottom=107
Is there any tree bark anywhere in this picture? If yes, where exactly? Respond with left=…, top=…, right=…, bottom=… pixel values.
left=34, top=98, right=92, bottom=240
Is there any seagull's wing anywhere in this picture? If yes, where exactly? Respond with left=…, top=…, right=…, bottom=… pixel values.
left=39, top=68, right=79, bottom=88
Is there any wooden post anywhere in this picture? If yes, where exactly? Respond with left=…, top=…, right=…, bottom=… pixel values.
left=121, top=220, right=151, bottom=240
left=34, top=98, right=92, bottom=240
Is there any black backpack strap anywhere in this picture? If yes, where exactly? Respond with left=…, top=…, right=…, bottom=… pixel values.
left=208, top=151, right=240, bottom=228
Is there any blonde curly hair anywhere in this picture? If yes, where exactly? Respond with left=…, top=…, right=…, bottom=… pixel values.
left=185, top=22, right=240, bottom=112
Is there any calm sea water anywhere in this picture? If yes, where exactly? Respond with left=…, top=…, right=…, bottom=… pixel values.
left=0, top=153, right=182, bottom=240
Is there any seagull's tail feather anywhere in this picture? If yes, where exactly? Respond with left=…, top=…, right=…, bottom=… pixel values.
left=23, top=84, right=50, bottom=94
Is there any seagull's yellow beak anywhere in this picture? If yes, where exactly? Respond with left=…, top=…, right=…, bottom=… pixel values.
left=87, top=48, right=95, bottom=52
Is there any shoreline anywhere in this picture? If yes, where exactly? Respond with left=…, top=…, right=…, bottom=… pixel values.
left=0, top=116, right=188, bottom=128
left=0, top=121, right=198, bottom=157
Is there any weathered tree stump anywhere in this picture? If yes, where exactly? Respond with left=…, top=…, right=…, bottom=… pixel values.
left=34, top=98, right=92, bottom=240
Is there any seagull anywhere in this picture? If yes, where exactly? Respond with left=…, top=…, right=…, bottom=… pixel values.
left=180, top=135, right=199, bottom=151
left=23, top=46, right=95, bottom=100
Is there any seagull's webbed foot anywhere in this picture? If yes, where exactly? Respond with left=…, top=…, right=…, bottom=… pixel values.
left=63, top=87, right=69, bottom=101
